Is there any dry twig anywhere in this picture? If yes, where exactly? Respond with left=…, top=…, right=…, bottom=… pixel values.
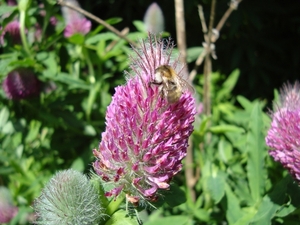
left=57, top=0, right=137, bottom=47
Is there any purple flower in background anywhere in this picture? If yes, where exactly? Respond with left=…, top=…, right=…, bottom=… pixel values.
left=61, top=0, right=91, bottom=37
left=7, top=0, right=17, bottom=5
left=0, top=187, right=18, bottom=224
left=39, top=3, right=58, bottom=26
left=93, top=34, right=196, bottom=206
left=64, top=18, right=91, bottom=37
left=266, top=82, right=300, bottom=182
left=0, top=20, right=21, bottom=45
left=2, top=68, right=40, bottom=100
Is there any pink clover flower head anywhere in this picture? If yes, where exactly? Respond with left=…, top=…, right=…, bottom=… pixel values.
left=0, top=187, right=18, bottom=223
left=266, top=82, right=300, bottom=182
left=2, top=68, right=40, bottom=100
left=64, top=18, right=91, bottom=38
left=7, top=0, right=17, bottom=6
left=61, top=0, right=91, bottom=37
left=0, top=20, right=21, bottom=45
left=93, top=33, right=196, bottom=206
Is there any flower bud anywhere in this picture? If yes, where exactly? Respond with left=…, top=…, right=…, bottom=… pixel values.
left=34, top=169, right=103, bottom=225
left=2, top=68, right=40, bottom=100
left=143, top=3, right=164, bottom=34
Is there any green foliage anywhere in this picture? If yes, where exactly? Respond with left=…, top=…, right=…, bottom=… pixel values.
left=1, top=0, right=300, bottom=225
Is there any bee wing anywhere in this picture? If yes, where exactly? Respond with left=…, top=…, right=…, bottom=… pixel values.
left=179, top=78, right=195, bottom=94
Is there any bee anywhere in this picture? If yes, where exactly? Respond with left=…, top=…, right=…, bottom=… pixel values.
left=151, top=65, right=194, bottom=103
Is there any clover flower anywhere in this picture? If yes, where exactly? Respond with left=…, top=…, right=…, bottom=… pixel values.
left=143, top=3, right=165, bottom=34
left=34, top=169, right=103, bottom=225
left=2, top=68, right=40, bottom=100
left=61, top=0, right=91, bottom=37
left=93, top=34, right=196, bottom=206
left=0, top=186, right=18, bottom=224
left=64, top=18, right=91, bottom=38
left=0, top=20, right=21, bottom=45
left=266, top=82, right=300, bottom=182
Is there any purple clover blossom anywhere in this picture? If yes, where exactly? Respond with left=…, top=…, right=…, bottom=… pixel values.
left=2, top=68, right=40, bottom=100
left=61, top=0, right=91, bottom=38
left=0, top=20, right=21, bottom=45
left=0, top=187, right=18, bottom=224
left=266, top=82, right=300, bottom=182
left=93, top=34, right=196, bottom=205
left=64, top=18, right=91, bottom=38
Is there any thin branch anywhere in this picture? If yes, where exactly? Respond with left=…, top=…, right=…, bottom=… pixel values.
left=57, top=0, right=137, bottom=47
left=203, top=0, right=216, bottom=116
left=189, top=0, right=242, bottom=82
left=105, top=27, right=130, bottom=52
left=174, top=0, right=188, bottom=70
left=189, top=50, right=206, bottom=82
left=198, top=5, right=207, bottom=41
left=174, top=0, right=197, bottom=202
left=216, top=0, right=242, bottom=32
left=185, top=139, right=195, bottom=201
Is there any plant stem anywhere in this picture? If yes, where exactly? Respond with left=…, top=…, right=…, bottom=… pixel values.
left=105, top=195, right=125, bottom=216
left=19, top=10, right=31, bottom=57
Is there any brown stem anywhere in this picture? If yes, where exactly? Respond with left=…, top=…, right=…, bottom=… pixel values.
left=57, top=0, right=137, bottom=47
left=174, top=0, right=188, bottom=71
left=203, top=0, right=216, bottom=116
left=185, top=138, right=201, bottom=202
left=215, top=0, right=242, bottom=32
left=105, top=27, right=130, bottom=52
left=174, top=0, right=197, bottom=202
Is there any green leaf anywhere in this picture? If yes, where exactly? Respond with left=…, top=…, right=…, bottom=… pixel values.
left=216, top=69, right=240, bottom=102
left=237, top=95, right=254, bottom=111
left=105, top=209, right=138, bottom=225
left=144, top=215, right=190, bottom=225
left=186, top=47, right=204, bottom=63
left=86, top=32, right=118, bottom=45
left=246, top=102, right=266, bottom=203
left=54, top=73, right=90, bottom=89
left=164, top=183, right=187, bottom=207
left=0, top=6, right=17, bottom=17
left=71, top=157, right=85, bottom=172
left=0, top=106, right=9, bottom=130
left=133, top=20, right=146, bottom=32
left=83, top=124, right=96, bottom=136
left=218, top=138, right=233, bottom=163
left=68, top=33, right=85, bottom=45
left=249, top=176, right=293, bottom=225
left=207, top=171, right=225, bottom=203
left=224, top=183, right=245, bottom=224
left=209, top=124, right=245, bottom=134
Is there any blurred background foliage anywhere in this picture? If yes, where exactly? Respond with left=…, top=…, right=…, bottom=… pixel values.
left=87, top=0, right=300, bottom=104
left=1, top=0, right=300, bottom=224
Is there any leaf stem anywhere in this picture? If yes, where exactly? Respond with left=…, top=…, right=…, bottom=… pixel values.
left=19, top=8, right=31, bottom=56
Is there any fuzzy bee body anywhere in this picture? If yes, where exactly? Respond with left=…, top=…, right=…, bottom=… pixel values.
left=152, top=65, right=194, bottom=103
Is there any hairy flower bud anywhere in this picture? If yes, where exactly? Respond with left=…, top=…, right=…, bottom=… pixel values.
left=143, top=3, right=165, bottom=34
left=2, top=68, right=40, bottom=100
left=34, top=169, right=103, bottom=225
left=266, top=82, right=300, bottom=182
left=93, top=34, right=196, bottom=206
left=0, top=186, right=18, bottom=223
